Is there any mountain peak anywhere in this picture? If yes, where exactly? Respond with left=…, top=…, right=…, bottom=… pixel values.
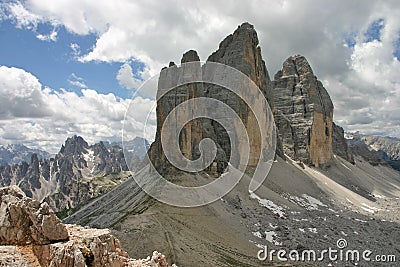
left=274, top=54, right=334, bottom=167
left=281, top=54, right=314, bottom=77
left=181, top=50, right=200, bottom=63
left=59, top=135, right=89, bottom=156
left=235, top=22, right=256, bottom=34
left=0, top=143, right=50, bottom=166
left=148, top=22, right=274, bottom=175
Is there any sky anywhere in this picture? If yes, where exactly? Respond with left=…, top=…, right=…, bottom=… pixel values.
left=0, top=0, right=399, bottom=153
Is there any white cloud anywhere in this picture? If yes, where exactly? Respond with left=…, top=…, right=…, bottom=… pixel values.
left=0, top=66, right=156, bottom=153
left=116, top=62, right=143, bottom=90
left=70, top=43, right=81, bottom=58
left=2, top=0, right=400, bottom=137
left=68, top=73, right=87, bottom=88
left=0, top=66, right=51, bottom=119
left=68, top=80, right=86, bottom=88
left=4, top=1, right=43, bottom=30
left=36, top=29, right=57, bottom=42
left=327, top=11, right=400, bottom=138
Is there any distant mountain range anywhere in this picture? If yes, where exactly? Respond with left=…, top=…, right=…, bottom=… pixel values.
left=0, top=144, right=50, bottom=166
left=108, top=137, right=150, bottom=159
left=346, top=132, right=400, bottom=171
left=0, top=136, right=150, bottom=214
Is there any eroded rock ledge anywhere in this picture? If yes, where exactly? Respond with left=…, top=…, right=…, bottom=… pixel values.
left=0, top=186, right=177, bottom=267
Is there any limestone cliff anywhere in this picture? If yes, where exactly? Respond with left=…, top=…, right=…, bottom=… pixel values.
left=206, top=22, right=276, bottom=167
left=147, top=50, right=227, bottom=175
left=332, top=122, right=354, bottom=164
left=148, top=22, right=276, bottom=175
left=273, top=55, right=334, bottom=167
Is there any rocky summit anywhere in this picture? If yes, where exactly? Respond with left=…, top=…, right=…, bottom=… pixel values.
left=149, top=23, right=352, bottom=175
left=148, top=22, right=275, bottom=176
left=0, top=185, right=177, bottom=267
left=273, top=55, right=334, bottom=167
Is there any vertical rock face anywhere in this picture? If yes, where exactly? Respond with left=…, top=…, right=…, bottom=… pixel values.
left=148, top=22, right=275, bottom=175
left=273, top=55, right=334, bottom=167
left=148, top=50, right=227, bottom=175
left=206, top=22, right=275, bottom=167
left=332, top=122, right=354, bottom=163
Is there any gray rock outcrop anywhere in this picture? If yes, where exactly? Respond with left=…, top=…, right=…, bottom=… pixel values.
left=0, top=185, right=177, bottom=267
left=273, top=55, right=334, bottom=167
left=148, top=22, right=276, bottom=176
left=332, top=122, right=354, bottom=164
left=0, top=185, right=68, bottom=245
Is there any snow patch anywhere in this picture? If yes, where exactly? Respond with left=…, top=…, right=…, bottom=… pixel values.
left=302, top=194, right=327, bottom=207
left=265, top=231, right=282, bottom=246
left=249, top=240, right=264, bottom=249
left=354, top=218, right=367, bottom=223
left=249, top=192, right=286, bottom=218
left=308, top=228, right=318, bottom=233
left=83, top=149, right=96, bottom=174
left=269, top=223, right=278, bottom=229
left=361, top=203, right=381, bottom=213
left=252, top=231, right=262, bottom=239
left=284, top=193, right=327, bottom=211
left=341, top=162, right=351, bottom=171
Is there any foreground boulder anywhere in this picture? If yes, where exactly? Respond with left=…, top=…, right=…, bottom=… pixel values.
left=0, top=186, right=176, bottom=267
left=0, top=185, right=68, bottom=245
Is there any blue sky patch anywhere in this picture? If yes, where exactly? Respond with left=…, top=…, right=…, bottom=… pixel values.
left=364, top=18, right=384, bottom=43
left=394, top=35, right=400, bottom=61
left=0, top=19, right=142, bottom=99
left=344, top=31, right=358, bottom=48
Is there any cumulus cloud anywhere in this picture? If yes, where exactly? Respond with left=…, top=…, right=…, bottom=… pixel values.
left=3, top=1, right=43, bottom=30
left=2, top=0, right=400, bottom=137
left=0, top=66, right=155, bottom=153
left=116, top=62, right=143, bottom=90
left=0, top=66, right=51, bottom=119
